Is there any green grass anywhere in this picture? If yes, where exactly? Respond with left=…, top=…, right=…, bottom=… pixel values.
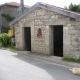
left=7, top=45, right=19, bottom=51
left=63, top=58, right=80, bottom=63
left=0, top=46, right=18, bottom=51
left=29, top=52, right=50, bottom=57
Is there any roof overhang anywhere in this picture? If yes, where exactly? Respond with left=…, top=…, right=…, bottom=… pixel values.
left=9, top=2, right=80, bottom=26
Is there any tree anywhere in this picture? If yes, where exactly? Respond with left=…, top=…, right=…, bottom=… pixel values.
left=68, top=3, right=80, bottom=12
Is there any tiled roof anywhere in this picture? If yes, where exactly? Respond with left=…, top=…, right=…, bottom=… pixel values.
left=9, top=2, right=80, bottom=26
left=5, top=2, right=30, bottom=8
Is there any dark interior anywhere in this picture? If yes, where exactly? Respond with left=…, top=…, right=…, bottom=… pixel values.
left=24, top=27, right=31, bottom=51
left=53, top=25, right=63, bottom=57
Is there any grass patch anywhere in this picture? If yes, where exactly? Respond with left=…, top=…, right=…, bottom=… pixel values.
left=0, top=45, right=19, bottom=51
left=7, top=45, right=19, bottom=51
left=29, top=52, right=50, bottom=57
left=63, top=58, right=80, bottom=63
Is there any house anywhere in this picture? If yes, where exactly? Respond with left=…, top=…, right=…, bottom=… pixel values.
left=10, top=2, right=80, bottom=59
left=0, top=2, right=30, bottom=32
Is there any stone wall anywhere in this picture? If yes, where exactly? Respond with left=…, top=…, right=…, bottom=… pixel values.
left=11, top=7, right=80, bottom=59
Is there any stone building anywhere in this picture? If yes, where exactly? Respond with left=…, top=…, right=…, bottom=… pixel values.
left=0, top=2, right=30, bottom=32
left=10, top=2, right=80, bottom=59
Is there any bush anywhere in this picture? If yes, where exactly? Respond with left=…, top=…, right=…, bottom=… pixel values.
left=2, top=26, right=10, bottom=33
left=0, top=33, right=11, bottom=47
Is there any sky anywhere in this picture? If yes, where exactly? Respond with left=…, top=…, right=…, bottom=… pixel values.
left=0, top=0, right=80, bottom=8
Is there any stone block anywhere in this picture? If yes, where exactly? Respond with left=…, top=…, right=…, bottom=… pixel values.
left=68, top=30, right=77, bottom=35
left=49, top=11, right=55, bottom=15
left=68, top=27, right=75, bottom=30
left=72, top=51, right=80, bottom=59
left=71, top=35, right=78, bottom=41
left=63, top=34, right=71, bottom=44
left=76, top=51, right=80, bottom=59
left=67, top=23, right=71, bottom=27
left=63, top=27, right=68, bottom=34
left=72, top=41, right=78, bottom=46
left=66, top=18, right=70, bottom=20
left=36, top=11, right=46, bottom=15
left=45, top=19, right=66, bottom=25
left=35, top=22, right=42, bottom=25
left=55, top=15, right=58, bottom=19
left=35, top=20, right=40, bottom=22
left=78, top=37, right=80, bottom=41
left=76, top=22, right=80, bottom=25
left=75, top=26, right=80, bottom=30
left=51, top=15, right=55, bottom=18
left=78, top=31, right=80, bottom=36
left=77, top=47, right=80, bottom=50
left=40, top=20, right=48, bottom=21
left=63, top=45, right=69, bottom=54
left=58, top=14, right=67, bottom=19
left=43, top=15, right=51, bottom=19
left=77, top=42, right=80, bottom=46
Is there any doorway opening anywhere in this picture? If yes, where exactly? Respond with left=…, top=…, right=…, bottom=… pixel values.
left=53, top=25, right=63, bottom=57
left=24, top=27, right=31, bottom=51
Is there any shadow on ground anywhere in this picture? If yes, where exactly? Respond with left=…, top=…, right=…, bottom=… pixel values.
left=13, top=53, right=80, bottom=80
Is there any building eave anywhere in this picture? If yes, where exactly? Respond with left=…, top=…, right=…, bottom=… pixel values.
left=9, top=2, right=80, bottom=26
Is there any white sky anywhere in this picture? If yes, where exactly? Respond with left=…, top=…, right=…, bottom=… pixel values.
left=0, top=0, right=80, bottom=8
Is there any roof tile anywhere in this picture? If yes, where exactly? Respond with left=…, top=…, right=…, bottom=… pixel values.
left=5, top=2, right=30, bottom=8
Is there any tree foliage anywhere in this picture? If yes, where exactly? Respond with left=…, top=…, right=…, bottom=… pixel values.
left=68, top=3, right=80, bottom=12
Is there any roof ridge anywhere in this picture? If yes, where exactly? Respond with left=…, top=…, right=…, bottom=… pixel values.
left=9, top=2, right=80, bottom=26
left=38, top=2, right=80, bottom=15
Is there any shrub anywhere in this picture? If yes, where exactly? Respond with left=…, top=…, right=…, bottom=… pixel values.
left=2, top=26, right=10, bottom=33
left=0, top=33, right=11, bottom=47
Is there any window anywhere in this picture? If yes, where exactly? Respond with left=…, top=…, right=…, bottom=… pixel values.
left=37, top=28, right=42, bottom=38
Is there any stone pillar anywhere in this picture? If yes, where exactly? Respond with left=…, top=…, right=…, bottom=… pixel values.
left=45, top=26, right=50, bottom=55
left=19, top=27, right=24, bottom=50
left=21, top=27, right=25, bottom=50
left=63, top=27, right=71, bottom=57
left=31, top=26, right=35, bottom=52
left=49, top=26, right=53, bottom=55
left=15, top=27, right=20, bottom=48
